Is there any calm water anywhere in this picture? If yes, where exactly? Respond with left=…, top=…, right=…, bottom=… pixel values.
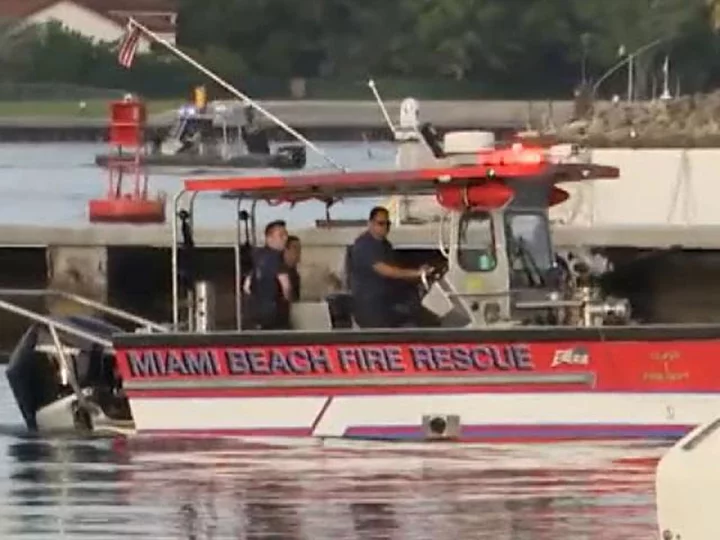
left=0, top=368, right=662, bottom=539
left=0, top=142, right=396, bottom=227
left=0, top=143, right=662, bottom=538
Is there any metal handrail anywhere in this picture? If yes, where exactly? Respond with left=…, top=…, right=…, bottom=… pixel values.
left=444, top=290, right=584, bottom=309
left=0, top=297, right=112, bottom=349
left=0, top=288, right=167, bottom=332
left=515, top=299, right=583, bottom=309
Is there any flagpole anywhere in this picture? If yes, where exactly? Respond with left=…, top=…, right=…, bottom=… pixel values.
left=126, top=18, right=346, bottom=171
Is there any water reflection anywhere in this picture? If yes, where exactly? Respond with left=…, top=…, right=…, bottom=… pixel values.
left=4, top=435, right=134, bottom=537
left=350, top=502, right=397, bottom=539
left=0, top=432, right=662, bottom=539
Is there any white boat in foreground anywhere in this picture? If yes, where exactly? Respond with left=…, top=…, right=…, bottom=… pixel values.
left=656, top=416, right=720, bottom=540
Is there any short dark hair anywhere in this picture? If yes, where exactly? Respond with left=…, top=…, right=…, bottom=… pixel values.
left=264, top=220, right=286, bottom=237
left=369, top=206, right=389, bottom=221
left=286, top=235, right=300, bottom=248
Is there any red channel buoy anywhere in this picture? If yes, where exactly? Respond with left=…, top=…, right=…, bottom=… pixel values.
left=88, top=195, right=165, bottom=224
left=89, top=98, right=166, bottom=224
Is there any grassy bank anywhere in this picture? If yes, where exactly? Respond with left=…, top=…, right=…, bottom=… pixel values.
left=0, top=99, right=184, bottom=118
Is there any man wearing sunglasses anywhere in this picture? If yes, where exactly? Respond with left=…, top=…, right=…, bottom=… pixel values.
left=349, top=206, right=431, bottom=328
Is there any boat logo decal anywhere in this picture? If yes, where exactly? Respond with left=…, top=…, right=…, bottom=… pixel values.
left=551, top=346, right=589, bottom=368
left=644, top=350, right=688, bottom=382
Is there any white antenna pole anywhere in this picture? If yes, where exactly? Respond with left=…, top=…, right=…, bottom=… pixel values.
left=367, top=79, right=405, bottom=225
left=368, top=79, right=397, bottom=137
left=127, top=18, right=346, bottom=171
left=661, top=54, right=671, bottom=100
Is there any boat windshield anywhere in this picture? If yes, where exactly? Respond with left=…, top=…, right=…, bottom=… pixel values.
left=167, top=116, right=188, bottom=140
left=504, top=211, right=553, bottom=287
left=457, top=210, right=496, bottom=271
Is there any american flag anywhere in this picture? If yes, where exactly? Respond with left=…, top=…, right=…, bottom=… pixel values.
left=117, top=22, right=142, bottom=69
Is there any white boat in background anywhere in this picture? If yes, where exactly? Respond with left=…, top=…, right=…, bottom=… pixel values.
left=656, top=417, right=720, bottom=540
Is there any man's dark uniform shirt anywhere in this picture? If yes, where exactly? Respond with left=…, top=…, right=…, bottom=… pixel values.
left=349, top=231, right=395, bottom=327
left=288, top=266, right=301, bottom=302
left=247, top=246, right=290, bottom=329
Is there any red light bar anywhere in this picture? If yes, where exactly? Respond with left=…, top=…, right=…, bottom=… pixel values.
left=477, top=143, right=547, bottom=167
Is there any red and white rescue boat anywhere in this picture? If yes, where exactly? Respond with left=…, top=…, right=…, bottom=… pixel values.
left=5, top=134, right=719, bottom=445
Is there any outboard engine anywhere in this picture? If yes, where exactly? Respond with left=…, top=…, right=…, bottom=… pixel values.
left=6, top=325, right=56, bottom=430
left=6, top=315, right=125, bottom=432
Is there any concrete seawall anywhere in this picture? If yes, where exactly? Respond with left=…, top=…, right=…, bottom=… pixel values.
left=551, top=148, right=720, bottom=227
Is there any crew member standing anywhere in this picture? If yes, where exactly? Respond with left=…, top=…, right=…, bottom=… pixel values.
left=284, top=235, right=302, bottom=302
left=349, top=206, right=429, bottom=328
left=244, top=220, right=292, bottom=329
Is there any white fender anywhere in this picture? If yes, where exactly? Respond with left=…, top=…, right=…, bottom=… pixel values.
left=656, top=417, right=720, bottom=540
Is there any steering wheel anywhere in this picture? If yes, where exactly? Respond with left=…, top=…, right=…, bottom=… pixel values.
left=420, top=268, right=431, bottom=291
left=419, top=261, right=448, bottom=293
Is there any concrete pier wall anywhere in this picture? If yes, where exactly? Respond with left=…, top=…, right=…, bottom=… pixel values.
left=551, top=148, right=720, bottom=227
left=46, top=246, right=107, bottom=316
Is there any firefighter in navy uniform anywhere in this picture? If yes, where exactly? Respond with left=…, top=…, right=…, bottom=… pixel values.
left=244, top=220, right=293, bottom=329
left=349, top=206, right=432, bottom=328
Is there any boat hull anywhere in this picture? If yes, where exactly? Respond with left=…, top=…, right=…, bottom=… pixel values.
left=94, top=144, right=306, bottom=171
left=113, top=325, right=720, bottom=444
left=125, top=393, right=703, bottom=443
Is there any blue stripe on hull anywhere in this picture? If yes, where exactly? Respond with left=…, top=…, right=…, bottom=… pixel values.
left=343, top=423, right=693, bottom=442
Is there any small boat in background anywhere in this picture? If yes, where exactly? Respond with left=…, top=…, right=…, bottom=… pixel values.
left=94, top=102, right=306, bottom=172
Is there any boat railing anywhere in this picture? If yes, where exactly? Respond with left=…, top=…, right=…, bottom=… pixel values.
left=0, top=295, right=112, bottom=349
left=0, top=288, right=169, bottom=353
left=0, top=288, right=167, bottom=333
left=446, top=290, right=584, bottom=309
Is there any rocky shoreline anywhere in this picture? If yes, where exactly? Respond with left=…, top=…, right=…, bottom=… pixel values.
left=553, top=91, right=720, bottom=148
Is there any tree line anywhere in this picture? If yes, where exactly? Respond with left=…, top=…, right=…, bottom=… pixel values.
left=2, top=0, right=720, bottom=100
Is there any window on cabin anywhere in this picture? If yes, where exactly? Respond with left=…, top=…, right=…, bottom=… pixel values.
left=504, top=211, right=553, bottom=287
left=457, top=211, right=496, bottom=272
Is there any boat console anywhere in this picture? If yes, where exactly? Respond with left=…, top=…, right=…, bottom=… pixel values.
left=412, top=200, right=630, bottom=328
